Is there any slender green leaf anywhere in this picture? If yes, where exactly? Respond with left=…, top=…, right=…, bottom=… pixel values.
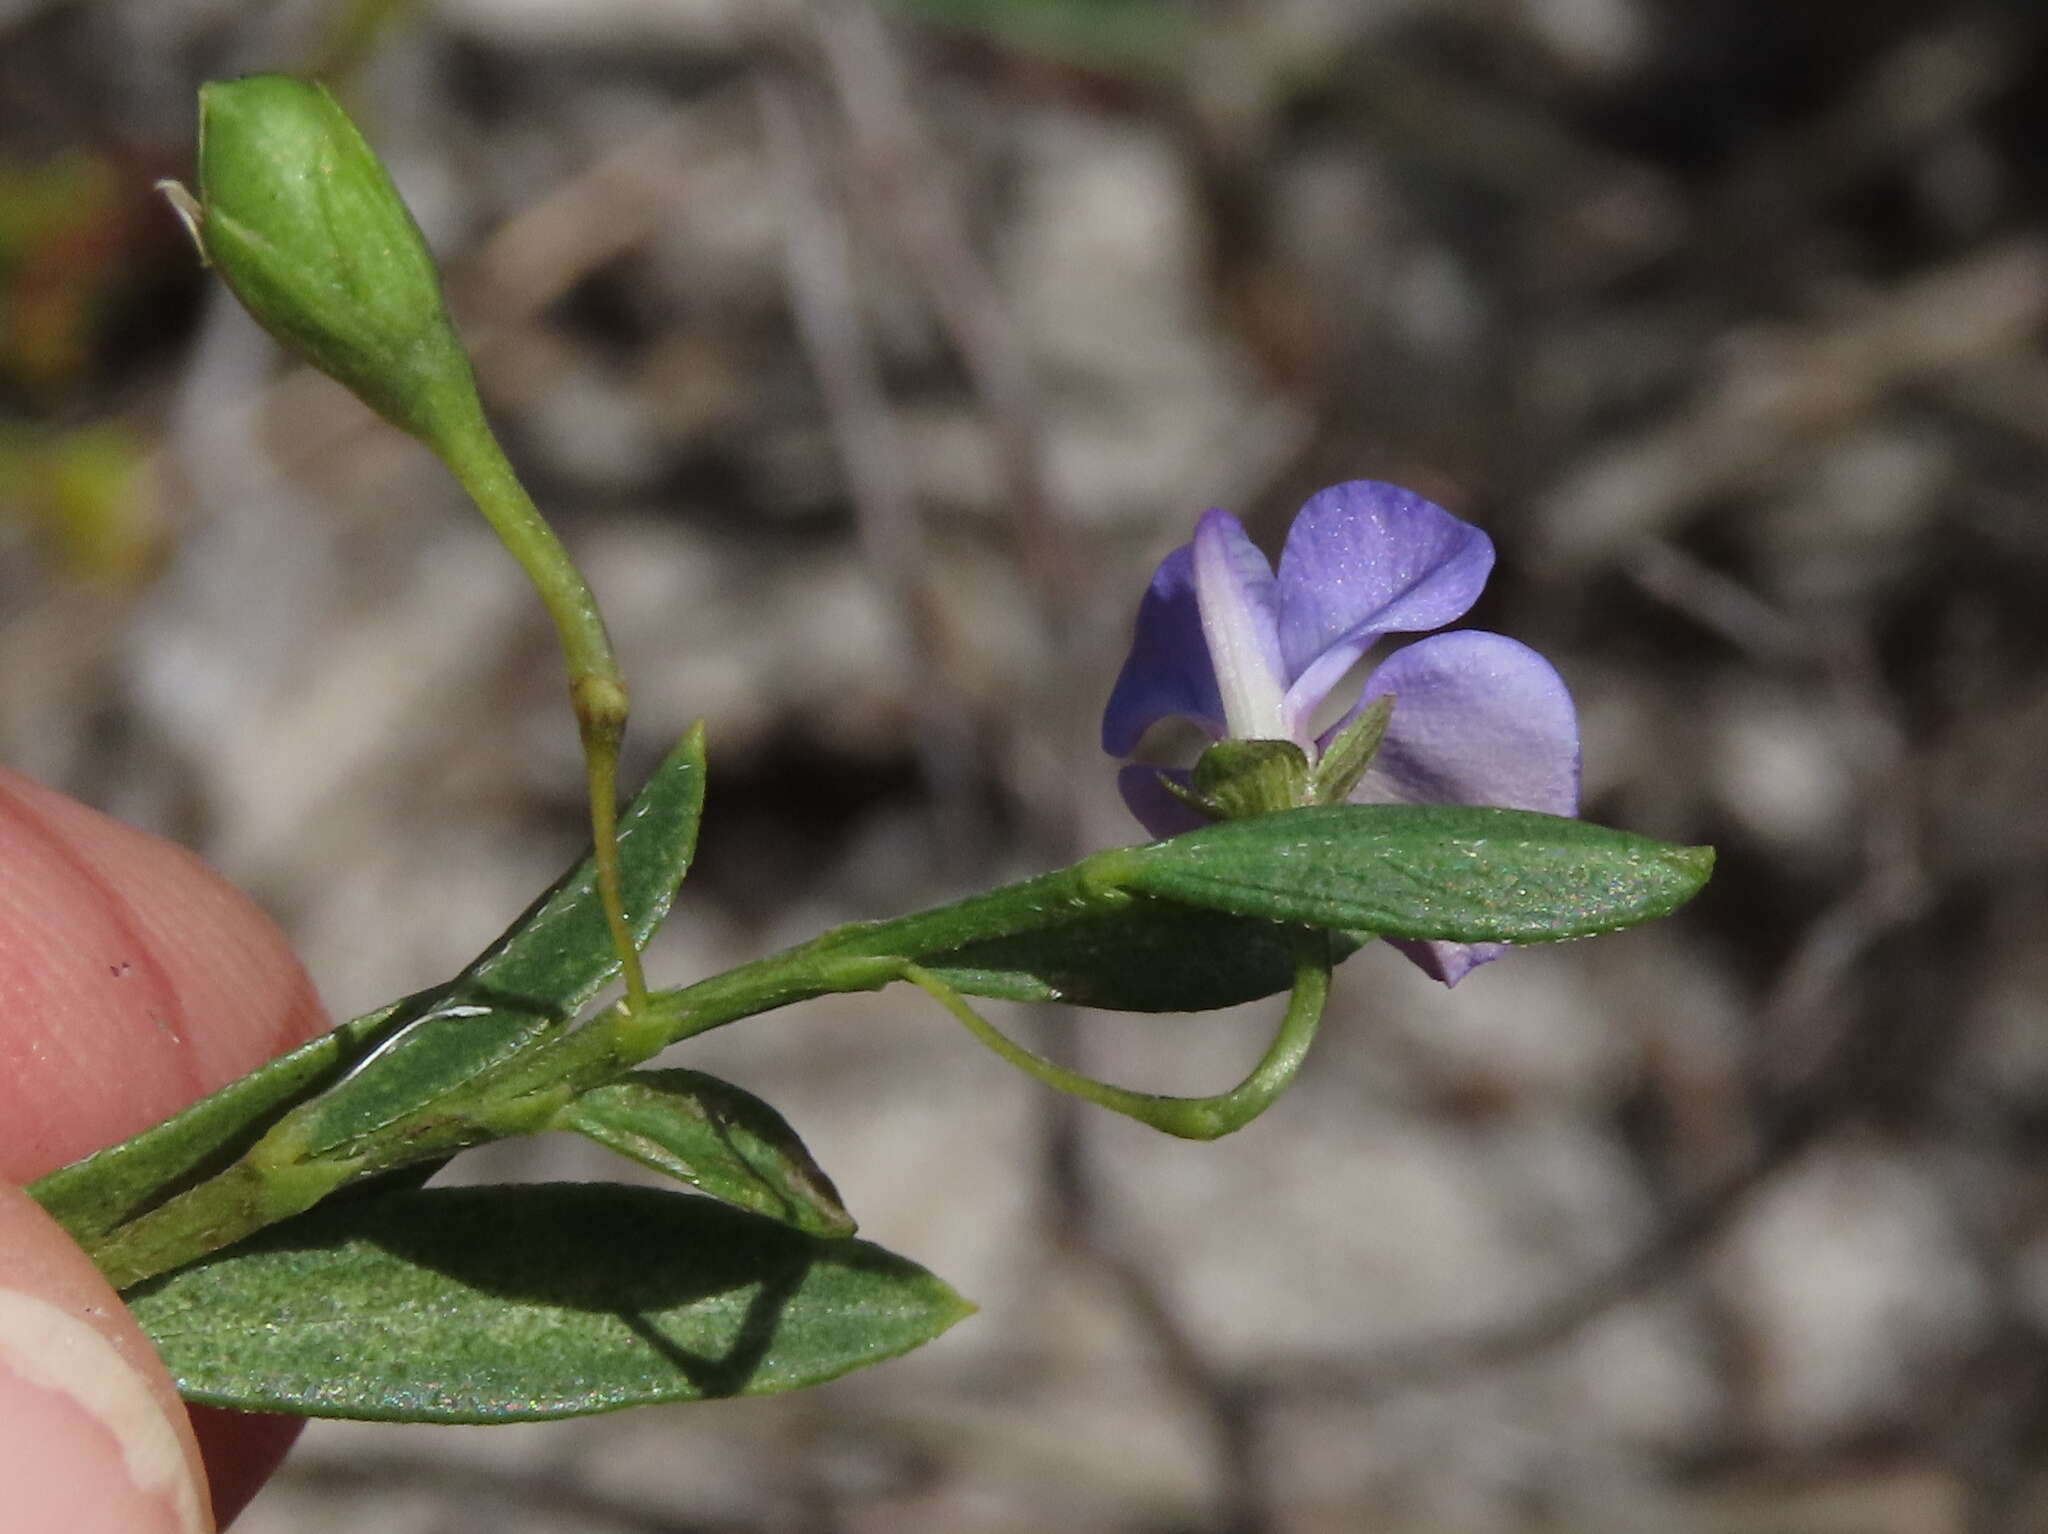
left=559, top=1070, right=854, bottom=1237
left=31, top=725, right=708, bottom=1240
left=28, top=1004, right=405, bottom=1243
left=1120, top=805, right=1713, bottom=942
left=130, top=1185, right=973, bottom=1422
left=851, top=807, right=1707, bottom=1011
left=925, top=897, right=1364, bottom=1012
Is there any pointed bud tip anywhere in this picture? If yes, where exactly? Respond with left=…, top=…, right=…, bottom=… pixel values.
left=154, top=179, right=206, bottom=261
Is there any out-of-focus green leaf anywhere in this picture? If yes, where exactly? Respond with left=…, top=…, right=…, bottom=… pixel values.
left=879, top=0, right=1191, bottom=78
left=0, top=422, right=160, bottom=584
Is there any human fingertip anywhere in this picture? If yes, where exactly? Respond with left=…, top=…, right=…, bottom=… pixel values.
left=189, top=1403, right=302, bottom=1526
left=0, top=1285, right=210, bottom=1532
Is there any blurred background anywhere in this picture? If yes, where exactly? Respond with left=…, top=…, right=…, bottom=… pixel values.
left=6, top=0, right=2048, bottom=1529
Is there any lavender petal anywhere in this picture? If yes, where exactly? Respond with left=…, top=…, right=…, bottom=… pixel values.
left=1345, top=630, right=1580, bottom=816
left=1191, top=508, right=1287, bottom=740
left=1101, top=544, right=1225, bottom=756
left=1385, top=937, right=1509, bottom=986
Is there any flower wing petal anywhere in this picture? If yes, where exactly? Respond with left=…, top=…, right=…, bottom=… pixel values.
left=1276, top=482, right=1494, bottom=736
left=1346, top=630, right=1580, bottom=816
left=1101, top=544, right=1224, bottom=755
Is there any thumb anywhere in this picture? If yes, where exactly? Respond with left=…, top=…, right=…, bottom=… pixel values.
left=0, top=1184, right=211, bottom=1533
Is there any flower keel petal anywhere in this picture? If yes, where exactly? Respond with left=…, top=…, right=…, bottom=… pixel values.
left=1386, top=937, right=1508, bottom=986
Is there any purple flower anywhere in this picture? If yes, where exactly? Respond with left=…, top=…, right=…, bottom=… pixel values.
left=1102, top=480, right=1581, bottom=984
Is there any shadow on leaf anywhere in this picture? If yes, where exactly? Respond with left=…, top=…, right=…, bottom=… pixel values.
left=127, top=1183, right=972, bottom=1422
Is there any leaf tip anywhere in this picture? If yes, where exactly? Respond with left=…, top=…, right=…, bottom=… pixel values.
left=1674, top=842, right=1717, bottom=886
left=936, top=1287, right=980, bottom=1332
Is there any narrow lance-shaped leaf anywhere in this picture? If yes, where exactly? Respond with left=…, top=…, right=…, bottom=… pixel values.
left=557, top=1069, right=854, bottom=1237
left=30, top=1000, right=406, bottom=1244
left=1114, top=804, right=1713, bottom=942
left=31, top=725, right=708, bottom=1241
left=128, top=1184, right=973, bottom=1423
left=810, top=805, right=1706, bottom=1014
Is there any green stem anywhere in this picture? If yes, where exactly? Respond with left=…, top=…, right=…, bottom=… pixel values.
left=81, top=851, right=1307, bottom=1290
left=85, top=1158, right=361, bottom=1293
left=470, top=846, right=1152, bottom=1109
left=897, top=951, right=1329, bottom=1140
left=425, top=382, right=646, bottom=1014
left=81, top=947, right=875, bottom=1289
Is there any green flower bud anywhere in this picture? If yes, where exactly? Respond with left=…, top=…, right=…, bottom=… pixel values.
left=187, top=74, right=476, bottom=442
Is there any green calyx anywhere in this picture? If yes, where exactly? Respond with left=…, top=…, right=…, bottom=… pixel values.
left=1160, top=697, right=1398, bottom=826
left=188, top=74, right=475, bottom=442
left=1164, top=738, right=1312, bottom=822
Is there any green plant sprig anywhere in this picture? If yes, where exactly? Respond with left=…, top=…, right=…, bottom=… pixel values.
left=164, top=74, right=647, bottom=1012
left=40, top=73, right=1717, bottom=1424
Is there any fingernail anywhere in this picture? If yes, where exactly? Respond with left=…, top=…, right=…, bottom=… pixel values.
left=0, top=1290, right=206, bottom=1533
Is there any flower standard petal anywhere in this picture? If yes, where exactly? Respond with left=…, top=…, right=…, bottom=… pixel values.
left=1274, top=482, right=1494, bottom=739
left=1101, top=545, right=1226, bottom=756
left=1190, top=510, right=1287, bottom=741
